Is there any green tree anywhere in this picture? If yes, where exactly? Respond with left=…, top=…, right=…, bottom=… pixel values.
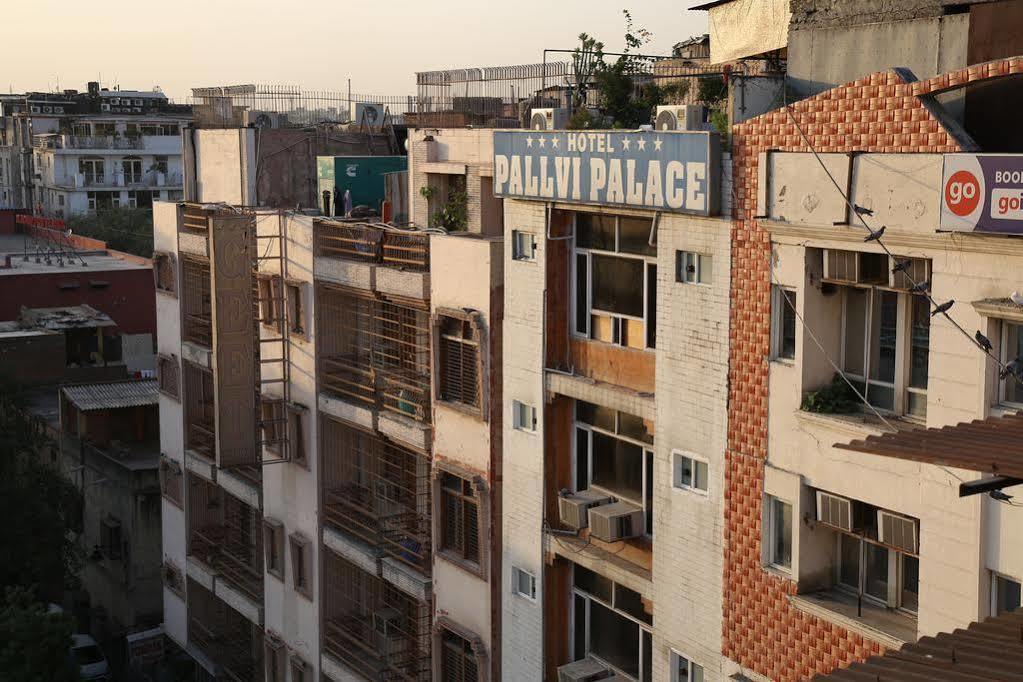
left=66, top=207, right=154, bottom=258
left=585, top=9, right=661, bottom=128
left=0, top=587, right=80, bottom=682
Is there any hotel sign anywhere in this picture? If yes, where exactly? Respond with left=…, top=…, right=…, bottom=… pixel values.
left=941, top=154, right=1023, bottom=234
left=493, top=130, right=720, bottom=215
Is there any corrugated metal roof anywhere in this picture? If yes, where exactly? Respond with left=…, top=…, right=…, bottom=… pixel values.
left=813, top=610, right=1023, bottom=681
left=835, top=413, right=1023, bottom=480
left=62, top=380, right=158, bottom=412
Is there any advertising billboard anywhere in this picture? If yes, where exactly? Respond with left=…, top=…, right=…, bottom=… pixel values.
left=493, top=130, right=720, bottom=216
left=941, top=154, right=1023, bottom=234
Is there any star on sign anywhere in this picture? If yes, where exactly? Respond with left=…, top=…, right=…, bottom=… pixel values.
left=526, top=136, right=534, bottom=148
left=654, top=137, right=663, bottom=151
left=621, top=138, right=631, bottom=150
left=538, top=136, right=546, bottom=148
left=550, top=136, right=559, bottom=149
left=636, top=138, right=647, bottom=151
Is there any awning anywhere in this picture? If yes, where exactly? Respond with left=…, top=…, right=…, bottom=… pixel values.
left=62, top=380, right=158, bottom=412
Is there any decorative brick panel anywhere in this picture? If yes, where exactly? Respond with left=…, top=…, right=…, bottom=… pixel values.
left=720, top=60, right=1010, bottom=680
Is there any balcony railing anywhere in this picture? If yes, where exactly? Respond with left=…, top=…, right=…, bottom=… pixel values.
left=321, top=355, right=429, bottom=424
left=181, top=256, right=212, bottom=348
left=315, top=220, right=429, bottom=273
left=322, top=417, right=431, bottom=573
left=33, top=133, right=183, bottom=151
left=323, top=552, right=430, bottom=682
left=187, top=578, right=264, bottom=682
left=183, top=361, right=216, bottom=458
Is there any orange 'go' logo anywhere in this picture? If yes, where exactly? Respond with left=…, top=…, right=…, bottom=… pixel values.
left=945, top=170, right=981, bottom=216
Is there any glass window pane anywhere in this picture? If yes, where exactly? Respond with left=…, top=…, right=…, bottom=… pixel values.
left=692, top=663, right=705, bottom=682
left=901, top=555, right=919, bottom=613
left=574, top=565, right=613, bottom=603
left=694, top=460, right=709, bottom=491
left=574, top=594, right=587, bottom=659
left=619, top=217, right=656, bottom=256
left=675, top=654, right=690, bottom=682
left=699, top=255, right=713, bottom=284
left=619, top=411, right=654, bottom=444
left=646, top=263, right=657, bottom=349
left=576, top=401, right=615, bottom=432
left=575, top=254, right=588, bottom=334
left=1004, top=323, right=1023, bottom=404
left=591, top=432, right=644, bottom=502
left=592, top=255, right=644, bottom=317
left=575, top=427, right=590, bottom=492
left=686, top=252, right=697, bottom=283
left=839, top=534, right=860, bottom=590
left=615, top=583, right=652, bottom=624
left=910, top=296, right=930, bottom=390
left=867, top=383, right=895, bottom=411
left=779, top=289, right=797, bottom=359
left=844, top=289, right=867, bottom=376
left=773, top=499, right=792, bottom=569
left=859, top=252, right=888, bottom=285
left=576, top=214, right=615, bottom=251
left=642, top=630, right=652, bottom=682
left=870, top=291, right=898, bottom=383
left=589, top=600, right=640, bottom=679
left=865, top=543, right=889, bottom=602
left=996, top=576, right=1022, bottom=615
left=907, top=391, right=927, bottom=419
left=679, top=456, right=693, bottom=488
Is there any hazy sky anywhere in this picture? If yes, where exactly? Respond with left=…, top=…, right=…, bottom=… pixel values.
left=6, top=1, right=707, bottom=100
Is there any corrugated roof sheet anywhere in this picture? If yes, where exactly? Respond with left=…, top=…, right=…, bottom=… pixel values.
left=62, top=380, right=158, bottom=412
left=813, top=610, right=1023, bottom=681
left=835, top=413, right=1023, bottom=480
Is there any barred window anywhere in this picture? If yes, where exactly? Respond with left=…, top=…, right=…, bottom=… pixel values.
left=441, top=628, right=480, bottom=682
left=159, top=455, right=183, bottom=507
left=264, top=634, right=286, bottom=682
left=257, top=274, right=284, bottom=333
left=157, top=353, right=180, bottom=400
left=289, top=655, right=308, bottom=682
left=263, top=518, right=285, bottom=580
left=153, top=251, right=176, bottom=295
left=288, top=404, right=307, bottom=468
left=289, top=532, right=312, bottom=599
left=437, top=311, right=483, bottom=411
left=440, top=473, right=480, bottom=566
left=260, top=397, right=286, bottom=456
left=286, top=281, right=306, bottom=336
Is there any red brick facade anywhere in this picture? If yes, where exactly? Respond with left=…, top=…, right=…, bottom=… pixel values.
left=724, top=58, right=1023, bottom=680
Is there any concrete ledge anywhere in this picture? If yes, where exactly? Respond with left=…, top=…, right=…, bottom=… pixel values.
left=218, top=468, right=262, bottom=509
left=315, top=256, right=374, bottom=290
left=380, top=557, right=431, bottom=602
left=375, top=268, right=429, bottom=301
left=322, top=525, right=379, bottom=575
left=788, top=592, right=912, bottom=650
left=319, top=392, right=375, bottom=431
left=186, top=642, right=219, bottom=677
left=181, top=341, right=212, bottom=369
left=178, top=231, right=208, bottom=258
left=546, top=371, right=655, bottom=422
left=321, top=652, right=364, bottom=682
left=378, top=411, right=431, bottom=453
left=186, top=557, right=217, bottom=591
left=423, top=161, right=467, bottom=175
left=215, top=578, right=264, bottom=626
left=547, top=531, right=652, bottom=598
left=185, top=451, right=216, bottom=483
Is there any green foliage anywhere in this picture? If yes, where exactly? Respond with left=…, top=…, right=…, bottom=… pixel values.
left=418, top=186, right=435, bottom=201
left=66, top=207, right=153, bottom=258
left=801, top=374, right=861, bottom=414
left=697, top=76, right=728, bottom=105
left=0, top=386, right=83, bottom=598
left=430, top=189, right=468, bottom=231
left=0, top=587, right=79, bottom=682
left=571, top=33, right=604, bottom=110
left=710, top=109, right=730, bottom=136
left=567, top=108, right=598, bottom=130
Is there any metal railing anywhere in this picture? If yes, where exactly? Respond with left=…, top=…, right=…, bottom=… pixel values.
left=315, top=220, right=430, bottom=273
left=187, top=578, right=264, bottom=682
left=181, top=256, right=212, bottom=347
left=320, top=355, right=430, bottom=424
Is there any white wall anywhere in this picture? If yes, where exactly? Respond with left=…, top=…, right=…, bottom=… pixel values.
left=193, top=129, right=256, bottom=204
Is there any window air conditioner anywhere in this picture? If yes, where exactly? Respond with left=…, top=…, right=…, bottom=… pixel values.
left=557, top=657, right=612, bottom=682
left=134, top=98, right=143, bottom=106
left=372, top=608, right=407, bottom=658
left=588, top=501, right=644, bottom=542
left=110, top=98, right=120, bottom=105
left=30, top=106, right=40, bottom=114
left=558, top=489, right=613, bottom=530
left=52, top=106, right=64, bottom=114
left=823, top=249, right=857, bottom=283
left=816, top=491, right=853, bottom=531
left=243, top=110, right=286, bottom=129
left=530, top=107, right=569, bottom=131
left=878, top=510, right=918, bottom=554
left=42, top=106, right=52, bottom=114
left=100, top=103, right=110, bottom=112
left=355, top=102, right=385, bottom=129
left=654, top=104, right=707, bottom=131
left=133, top=107, right=142, bottom=113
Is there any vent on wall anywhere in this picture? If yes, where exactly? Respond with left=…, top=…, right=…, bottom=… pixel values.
left=816, top=490, right=853, bottom=531
left=878, top=510, right=918, bottom=554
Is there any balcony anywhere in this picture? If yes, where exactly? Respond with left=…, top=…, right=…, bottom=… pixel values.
left=181, top=256, right=212, bottom=349
left=183, top=361, right=216, bottom=460
left=187, top=578, right=264, bottom=682
left=187, top=474, right=264, bottom=606
left=323, top=551, right=430, bottom=682
left=32, top=133, right=180, bottom=152
left=314, top=221, right=430, bottom=300
left=52, top=170, right=184, bottom=190
left=321, top=416, right=431, bottom=574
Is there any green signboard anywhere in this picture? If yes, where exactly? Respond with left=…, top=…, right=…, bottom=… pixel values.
left=316, top=155, right=407, bottom=216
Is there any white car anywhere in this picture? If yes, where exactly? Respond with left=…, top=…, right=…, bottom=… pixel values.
left=71, top=634, right=110, bottom=681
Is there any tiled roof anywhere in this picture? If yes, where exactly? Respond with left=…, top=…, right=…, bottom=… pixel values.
left=62, top=379, right=158, bottom=412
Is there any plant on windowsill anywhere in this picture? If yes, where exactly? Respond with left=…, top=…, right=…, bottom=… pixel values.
left=421, top=185, right=468, bottom=231
left=801, top=373, right=861, bottom=414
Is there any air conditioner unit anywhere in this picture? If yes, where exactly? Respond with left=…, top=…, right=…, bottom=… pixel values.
left=654, top=104, right=707, bottom=131
left=588, top=501, right=644, bottom=542
left=133, top=107, right=142, bottom=113
left=823, top=249, right=857, bottom=283
left=244, top=110, right=285, bottom=129
left=558, top=489, right=613, bottom=530
left=557, top=657, right=612, bottom=682
left=42, top=106, right=52, bottom=114
left=372, top=608, right=408, bottom=658
left=110, top=97, right=120, bottom=105
left=816, top=491, right=853, bottom=531
left=30, top=105, right=40, bottom=114
left=530, top=107, right=569, bottom=131
left=52, top=106, right=64, bottom=114
left=878, top=510, right=918, bottom=554
left=355, top=102, right=384, bottom=129
left=100, top=103, right=111, bottom=112
left=134, top=98, right=143, bottom=106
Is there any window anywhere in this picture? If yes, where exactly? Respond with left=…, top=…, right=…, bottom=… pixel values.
left=512, top=230, right=536, bottom=261
left=289, top=532, right=312, bottom=599
left=574, top=213, right=657, bottom=350
left=286, top=281, right=305, bottom=336
left=1000, top=321, right=1023, bottom=407
left=153, top=251, right=176, bottom=295
left=100, top=517, right=122, bottom=561
left=261, top=397, right=286, bottom=456
left=163, top=558, right=184, bottom=597
left=993, top=574, right=1022, bottom=616
left=257, top=275, right=284, bottom=333
left=572, top=564, right=653, bottom=680
left=440, top=472, right=481, bottom=567
left=122, top=156, right=142, bottom=184
left=264, top=635, right=286, bottom=682
left=287, top=404, right=307, bottom=469
left=79, top=157, right=103, bottom=185
left=440, top=628, right=480, bottom=682
left=263, top=518, right=285, bottom=580
left=289, top=655, right=308, bottom=682
left=675, top=250, right=712, bottom=285
left=156, top=353, right=180, bottom=399
left=771, top=286, right=797, bottom=361
left=670, top=651, right=705, bottom=682
left=512, top=566, right=536, bottom=600
left=437, top=311, right=483, bottom=412
left=672, top=452, right=708, bottom=494
left=153, top=155, right=169, bottom=174
left=512, top=400, right=536, bottom=432
left=766, top=496, right=792, bottom=571
left=575, top=400, right=654, bottom=534
left=159, top=455, right=183, bottom=507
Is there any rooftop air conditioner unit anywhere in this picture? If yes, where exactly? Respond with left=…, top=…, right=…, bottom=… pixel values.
left=588, top=501, right=644, bottom=542
left=30, top=105, right=40, bottom=114
left=654, top=104, right=707, bottom=131
left=557, top=657, right=612, bottom=682
left=133, top=107, right=142, bottom=113
left=530, top=107, right=569, bottom=131
left=558, top=489, right=612, bottom=530
left=110, top=97, right=120, bottom=105
left=373, top=608, right=407, bottom=658
left=52, top=106, right=64, bottom=114
left=134, top=98, right=143, bottom=106
left=355, top=102, right=384, bottom=129
left=42, top=106, right=52, bottom=114
left=100, top=103, right=110, bottom=112
left=244, top=110, right=285, bottom=129
left=878, top=510, right=918, bottom=554
left=816, top=491, right=853, bottom=532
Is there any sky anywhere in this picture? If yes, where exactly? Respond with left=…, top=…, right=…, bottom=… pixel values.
left=5, top=0, right=707, bottom=101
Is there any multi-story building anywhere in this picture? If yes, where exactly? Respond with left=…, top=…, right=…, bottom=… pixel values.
left=0, top=82, right=191, bottom=216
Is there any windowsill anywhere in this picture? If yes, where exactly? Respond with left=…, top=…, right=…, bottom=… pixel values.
left=762, top=564, right=794, bottom=583
left=788, top=590, right=916, bottom=649
left=436, top=550, right=484, bottom=580
left=155, top=287, right=177, bottom=298
left=571, top=334, right=654, bottom=355
left=794, top=409, right=918, bottom=439
left=771, top=357, right=795, bottom=367
left=436, top=398, right=485, bottom=421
